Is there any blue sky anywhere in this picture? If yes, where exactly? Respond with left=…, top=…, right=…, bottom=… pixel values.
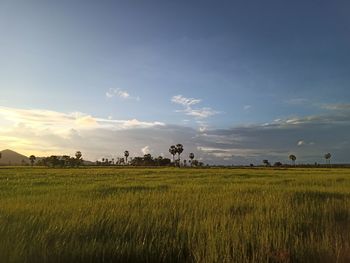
left=0, top=0, right=350, bottom=164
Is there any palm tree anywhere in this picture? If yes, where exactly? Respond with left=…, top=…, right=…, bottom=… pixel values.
left=169, top=145, right=177, bottom=163
left=75, top=151, right=82, bottom=160
left=176, top=144, right=184, bottom=165
left=189, top=153, right=195, bottom=166
left=124, top=151, right=129, bottom=164
left=324, top=153, right=332, bottom=166
left=75, top=151, right=82, bottom=167
left=29, top=155, right=36, bottom=166
left=289, top=154, right=296, bottom=166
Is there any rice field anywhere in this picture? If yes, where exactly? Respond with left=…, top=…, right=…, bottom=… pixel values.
left=0, top=167, right=349, bottom=262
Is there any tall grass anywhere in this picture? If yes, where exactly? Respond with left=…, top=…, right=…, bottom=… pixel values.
left=0, top=167, right=349, bottom=262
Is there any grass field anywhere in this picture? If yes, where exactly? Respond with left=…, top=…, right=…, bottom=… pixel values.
left=0, top=167, right=349, bottom=263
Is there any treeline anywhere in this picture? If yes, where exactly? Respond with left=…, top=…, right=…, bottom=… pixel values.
left=29, top=144, right=205, bottom=167
left=36, top=151, right=83, bottom=168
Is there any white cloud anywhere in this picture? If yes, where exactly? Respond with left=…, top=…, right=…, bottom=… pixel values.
left=183, top=107, right=219, bottom=118
left=171, top=95, right=201, bottom=107
left=141, top=145, right=151, bottom=155
left=106, top=88, right=140, bottom=101
left=297, top=140, right=305, bottom=146
left=172, top=95, right=219, bottom=119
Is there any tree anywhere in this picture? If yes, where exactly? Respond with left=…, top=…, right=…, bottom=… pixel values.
left=124, top=151, right=130, bottom=164
left=62, top=155, right=70, bottom=167
left=189, top=153, right=195, bottom=167
left=75, top=151, right=82, bottom=167
left=176, top=144, right=184, bottom=166
left=169, top=145, right=177, bottom=163
left=263, top=160, right=271, bottom=167
left=324, top=153, right=332, bottom=166
left=274, top=161, right=282, bottom=167
left=75, top=151, right=82, bottom=160
left=29, top=155, right=36, bottom=166
left=289, top=154, right=296, bottom=166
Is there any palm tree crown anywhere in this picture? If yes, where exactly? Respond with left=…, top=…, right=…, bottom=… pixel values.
left=289, top=154, right=296, bottom=166
left=169, top=145, right=177, bottom=162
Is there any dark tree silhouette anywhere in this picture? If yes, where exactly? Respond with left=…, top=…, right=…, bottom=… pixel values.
left=324, top=153, right=332, bottom=166
left=189, top=153, right=195, bottom=167
left=124, top=151, right=130, bottom=164
left=75, top=151, right=82, bottom=160
left=75, top=151, right=82, bottom=166
left=29, top=155, right=36, bottom=166
left=169, top=145, right=177, bottom=163
left=289, top=154, right=296, bottom=166
left=176, top=144, right=184, bottom=165
left=263, top=160, right=271, bottom=167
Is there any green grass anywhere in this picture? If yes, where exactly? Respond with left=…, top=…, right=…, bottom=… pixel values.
left=0, top=167, right=349, bottom=262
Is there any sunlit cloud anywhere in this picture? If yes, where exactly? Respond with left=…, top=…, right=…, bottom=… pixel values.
left=141, top=145, right=151, bottom=155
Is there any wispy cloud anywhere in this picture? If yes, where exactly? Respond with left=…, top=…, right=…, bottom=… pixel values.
left=171, top=95, right=201, bottom=107
left=172, top=95, right=219, bottom=119
left=106, top=88, right=140, bottom=101
left=322, top=103, right=350, bottom=111
left=243, top=105, right=252, bottom=111
left=285, top=98, right=309, bottom=105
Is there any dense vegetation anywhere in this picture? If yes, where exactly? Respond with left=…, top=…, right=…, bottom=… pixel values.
left=0, top=167, right=349, bottom=262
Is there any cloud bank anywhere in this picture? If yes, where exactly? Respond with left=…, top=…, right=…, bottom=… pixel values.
left=0, top=106, right=349, bottom=164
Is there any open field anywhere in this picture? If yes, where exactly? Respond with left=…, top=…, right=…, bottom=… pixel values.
left=0, top=167, right=349, bottom=263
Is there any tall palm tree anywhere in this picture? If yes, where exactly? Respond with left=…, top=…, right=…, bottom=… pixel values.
left=189, top=153, right=195, bottom=166
left=176, top=144, right=184, bottom=165
left=169, top=145, right=177, bottom=163
left=29, top=155, right=36, bottom=166
left=289, top=154, right=296, bottom=166
left=75, top=151, right=82, bottom=167
left=124, top=151, right=129, bottom=164
left=324, top=153, right=332, bottom=166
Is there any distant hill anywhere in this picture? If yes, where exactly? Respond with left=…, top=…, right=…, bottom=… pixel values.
left=0, top=149, right=30, bottom=165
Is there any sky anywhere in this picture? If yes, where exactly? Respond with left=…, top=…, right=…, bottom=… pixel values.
left=0, top=0, right=350, bottom=164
